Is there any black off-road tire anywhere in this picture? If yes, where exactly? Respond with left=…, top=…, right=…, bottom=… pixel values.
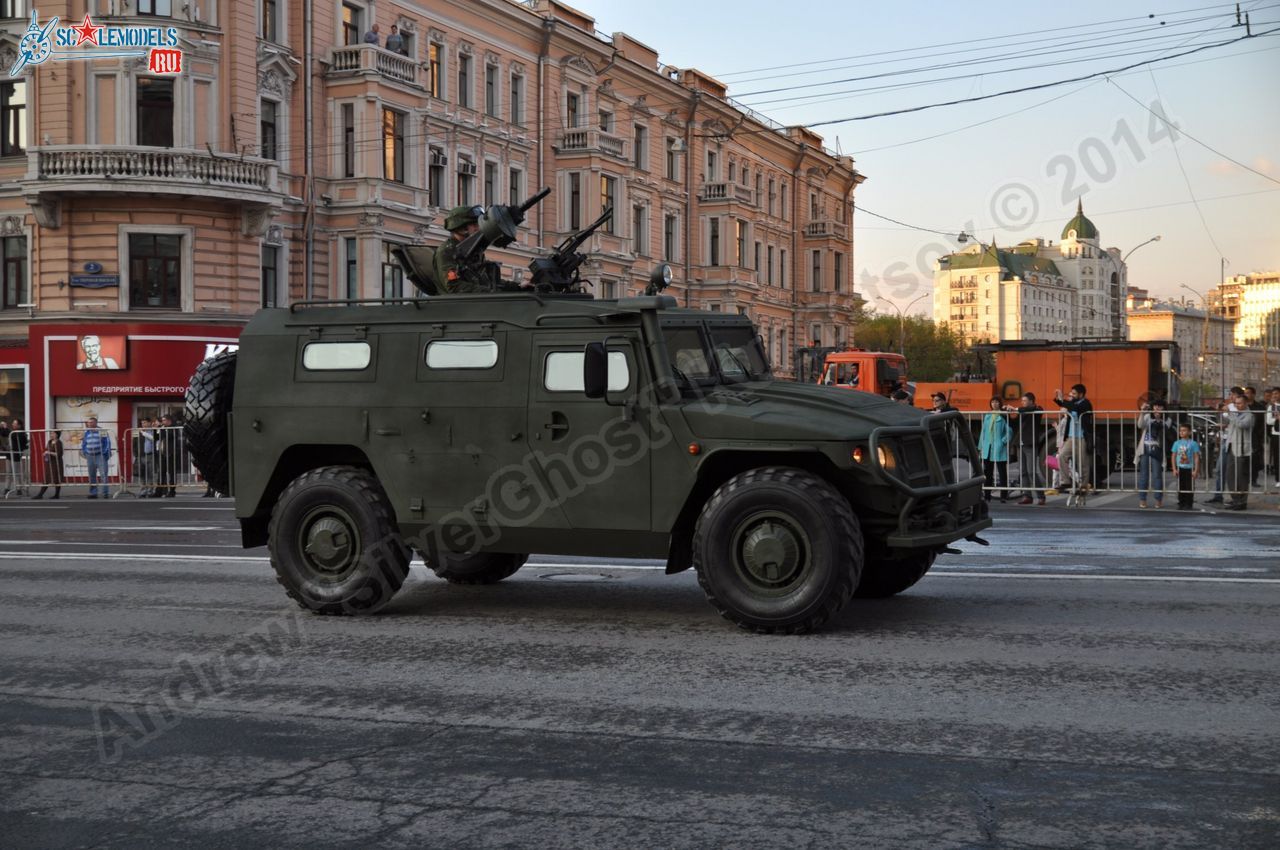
left=853, top=548, right=936, bottom=599
left=268, top=466, right=410, bottom=615
left=428, top=552, right=528, bottom=585
left=692, top=467, right=863, bottom=634
left=183, top=350, right=236, bottom=495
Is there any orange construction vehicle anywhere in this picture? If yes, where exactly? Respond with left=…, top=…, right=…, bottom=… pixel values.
left=917, top=339, right=1182, bottom=474
left=794, top=346, right=909, bottom=397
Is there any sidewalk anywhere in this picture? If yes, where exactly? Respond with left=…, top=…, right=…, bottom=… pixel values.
left=1002, top=488, right=1280, bottom=516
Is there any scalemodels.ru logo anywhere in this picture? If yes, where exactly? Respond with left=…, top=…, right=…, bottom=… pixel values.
left=8, top=10, right=184, bottom=77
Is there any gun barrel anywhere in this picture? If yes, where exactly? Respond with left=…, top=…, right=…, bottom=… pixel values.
left=518, top=187, right=552, bottom=215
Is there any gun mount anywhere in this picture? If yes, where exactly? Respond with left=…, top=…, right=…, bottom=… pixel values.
left=528, top=206, right=614, bottom=293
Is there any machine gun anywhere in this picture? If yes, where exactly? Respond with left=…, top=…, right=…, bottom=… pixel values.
left=527, top=206, right=614, bottom=293
left=395, top=188, right=550, bottom=296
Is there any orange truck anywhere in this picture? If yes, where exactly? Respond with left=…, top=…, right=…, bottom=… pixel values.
left=917, top=339, right=1183, bottom=473
left=795, top=346, right=909, bottom=397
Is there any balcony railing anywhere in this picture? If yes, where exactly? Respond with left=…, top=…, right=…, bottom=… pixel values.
left=329, top=44, right=419, bottom=86
left=32, top=146, right=279, bottom=192
left=700, top=181, right=755, bottom=204
left=804, top=219, right=849, bottom=240
left=556, top=128, right=629, bottom=160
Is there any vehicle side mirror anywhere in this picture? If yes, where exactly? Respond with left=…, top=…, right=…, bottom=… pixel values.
left=583, top=342, right=608, bottom=399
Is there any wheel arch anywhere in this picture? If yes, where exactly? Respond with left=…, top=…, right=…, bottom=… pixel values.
left=240, top=445, right=380, bottom=548
left=664, top=449, right=848, bottom=575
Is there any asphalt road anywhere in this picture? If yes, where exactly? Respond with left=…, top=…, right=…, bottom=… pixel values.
left=1, top=499, right=1278, bottom=849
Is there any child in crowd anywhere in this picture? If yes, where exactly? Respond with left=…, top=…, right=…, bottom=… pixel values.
left=1170, top=423, right=1201, bottom=511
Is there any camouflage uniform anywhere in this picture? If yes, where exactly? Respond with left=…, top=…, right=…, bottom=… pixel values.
left=433, top=205, right=498, bottom=294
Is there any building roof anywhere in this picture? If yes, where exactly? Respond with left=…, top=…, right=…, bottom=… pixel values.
left=1061, top=198, right=1099, bottom=240
left=943, top=242, right=1061, bottom=280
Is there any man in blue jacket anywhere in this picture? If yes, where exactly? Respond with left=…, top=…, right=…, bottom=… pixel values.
left=81, top=416, right=112, bottom=499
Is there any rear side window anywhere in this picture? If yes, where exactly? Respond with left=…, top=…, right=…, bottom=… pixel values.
left=302, top=341, right=372, bottom=371
left=426, top=339, right=499, bottom=369
left=544, top=351, right=630, bottom=392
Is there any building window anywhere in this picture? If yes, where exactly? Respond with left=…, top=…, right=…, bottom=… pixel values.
left=342, top=103, right=355, bottom=177
left=834, top=252, right=844, bottom=292
left=428, top=147, right=445, bottom=205
left=566, top=92, right=580, bottom=128
left=341, top=3, right=361, bottom=46
left=261, top=245, right=280, bottom=308
left=780, top=249, right=787, bottom=289
left=343, top=237, right=358, bottom=299
left=382, top=108, right=404, bottom=182
left=568, top=172, right=582, bottom=231
left=811, top=324, right=822, bottom=346
left=260, top=99, right=278, bottom=160
left=599, top=109, right=613, bottom=133
left=457, top=156, right=474, bottom=205
left=483, top=161, right=497, bottom=206
left=261, top=0, right=280, bottom=42
left=767, top=178, right=776, bottom=216
left=382, top=242, right=404, bottom=299
left=457, top=53, right=472, bottom=108
left=811, top=250, right=822, bottom=292
left=735, top=220, right=746, bottom=266
left=706, top=150, right=718, bottom=181
left=510, top=73, right=524, bottom=125
left=708, top=218, right=720, bottom=266
left=509, top=167, right=523, bottom=206
left=663, top=214, right=677, bottom=262
left=427, top=43, right=442, bottom=98
left=781, top=184, right=788, bottom=220
left=136, top=78, right=174, bottom=148
left=1, top=236, right=28, bottom=310
left=754, top=241, right=761, bottom=272
left=0, top=81, right=24, bottom=158
left=766, top=246, right=774, bottom=285
left=601, top=175, right=617, bottom=234
left=665, top=138, right=679, bottom=180
left=485, top=64, right=498, bottom=117
left=727, top=161, right=735, bottom=183
left=810, top=193, right=819, bottom=219
left=633, top=123, right=647, bottom=171
left=778, top=328, right=787, bottom=370
left=632, top=205, right=647, bottom=256
left=128, top=234, right=182, bottom=309
left=138, top=0, right=173, bottom=15
left=755, top=174, right=762, bottom=206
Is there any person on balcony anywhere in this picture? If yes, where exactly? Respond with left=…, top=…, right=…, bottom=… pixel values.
left=385, top=25, right=405, bottom=54
left=364, top=23, right=381, bottom=46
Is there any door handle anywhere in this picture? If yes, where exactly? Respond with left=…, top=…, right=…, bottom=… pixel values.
left=374, top=428, right=401, bottom=436
left=543, top=411, right=570, bottom=440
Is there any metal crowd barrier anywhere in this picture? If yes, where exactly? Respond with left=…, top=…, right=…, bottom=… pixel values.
left=2, top=429, right=122, bottom=499
left=116, top=426, right=218, bottom=498
left=954, top=407, right=1278, bottom=506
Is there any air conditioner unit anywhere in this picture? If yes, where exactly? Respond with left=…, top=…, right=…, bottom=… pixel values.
left=457, top=160, right=477, bottom=176
left=429, top=151, right=448, bottom=167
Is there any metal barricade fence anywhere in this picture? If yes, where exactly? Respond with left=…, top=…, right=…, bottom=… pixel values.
left=955, top=407, right=1276, bottom=505
left=116, top=426, right=213, bottom=498
left=2, top=428, right=122, bottom=499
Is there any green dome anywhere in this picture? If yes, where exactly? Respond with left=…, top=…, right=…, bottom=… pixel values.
left=1061, top=199, right=1098, bottom=240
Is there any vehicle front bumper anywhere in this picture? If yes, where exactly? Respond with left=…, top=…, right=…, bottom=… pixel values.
left=869, top=411, right=992, bottom=549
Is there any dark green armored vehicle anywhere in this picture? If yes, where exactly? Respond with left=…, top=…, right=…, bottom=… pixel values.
left=186, top=199, right=989, bottom=634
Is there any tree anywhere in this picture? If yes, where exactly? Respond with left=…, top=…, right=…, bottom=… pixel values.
left=852, top=315, right=969, bottom=382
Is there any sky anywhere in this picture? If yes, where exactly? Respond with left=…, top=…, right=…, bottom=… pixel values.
left=582, top=0, right=1280, bottom=315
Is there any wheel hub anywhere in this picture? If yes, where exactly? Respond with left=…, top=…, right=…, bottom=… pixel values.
left=302, top=514, right=356, bottom=574
left=738, top=518, right=805, bottom=588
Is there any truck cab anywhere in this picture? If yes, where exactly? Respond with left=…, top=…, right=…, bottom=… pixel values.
left=797, top=347, right=909, bottom=396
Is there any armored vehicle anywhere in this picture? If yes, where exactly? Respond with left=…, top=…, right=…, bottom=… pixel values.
left=185, top=199, right=990, bottom=634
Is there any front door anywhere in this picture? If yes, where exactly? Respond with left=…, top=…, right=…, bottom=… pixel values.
left=525, top=332, right=652, bottom=530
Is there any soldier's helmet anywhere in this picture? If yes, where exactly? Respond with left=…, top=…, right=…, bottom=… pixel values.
left=444, top=205, right=484, bottom=232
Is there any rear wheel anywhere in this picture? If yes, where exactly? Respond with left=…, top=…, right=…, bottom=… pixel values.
left=428, top=552, right=527, bottom=585
left=268, top=466, right=409, bottom=615
left=693, top=467, right=863, bottom=634
left=854, top=547, right=936, bottom=598
left=183, top=350, right=236, bottom=495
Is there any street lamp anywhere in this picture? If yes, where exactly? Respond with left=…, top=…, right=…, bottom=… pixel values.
left=1182, top=282, right=1226, bottom=397
left=1121, top=235, right=1161, bottom=264
left=876, top=294, right=930, bottom=356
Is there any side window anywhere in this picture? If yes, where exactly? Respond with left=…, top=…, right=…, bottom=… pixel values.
left=425, top=339, right=498, bottom=369
left=302, top=341, right=371, bottom=370
left=662, top=327, right=712, bottom=381
left=544, top=351, right=629, bottom=392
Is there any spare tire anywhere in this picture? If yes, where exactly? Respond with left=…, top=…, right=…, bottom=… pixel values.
left=184, top=350, right=237, bottom=495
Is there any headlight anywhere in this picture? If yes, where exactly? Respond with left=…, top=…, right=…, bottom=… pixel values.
left=877, top=444, right=897, bottom=471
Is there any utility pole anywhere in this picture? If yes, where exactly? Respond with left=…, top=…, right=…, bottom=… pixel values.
left=876, top=294, right=929, bottom=356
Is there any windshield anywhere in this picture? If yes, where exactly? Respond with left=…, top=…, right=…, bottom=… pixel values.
left=663, top=323, right=770, bottom=389
left=821, top=362, right=860, bottom=386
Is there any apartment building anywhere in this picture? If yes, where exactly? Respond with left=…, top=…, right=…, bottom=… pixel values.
left=1210, top=271, right=1280, bottom=349
left=0, top=0, right=864, bottom=433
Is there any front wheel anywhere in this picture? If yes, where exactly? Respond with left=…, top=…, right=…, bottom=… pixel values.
left=693, top=467, right=863, bottom=634
left=268, top=466, right=410, bottom=615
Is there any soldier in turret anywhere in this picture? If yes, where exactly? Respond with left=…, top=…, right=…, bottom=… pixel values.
left=433, top=205, right=496, bottom=294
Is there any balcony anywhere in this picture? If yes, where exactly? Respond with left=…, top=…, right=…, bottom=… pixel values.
left=803, top=219, right=849, bottom=240
left=22, top=146, right=284, bottom=231
left=699, top=182, right=755, bottom=205
left=555, top=128, right=629, bottom=161
left=328, top=44, right=420, bottom=87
